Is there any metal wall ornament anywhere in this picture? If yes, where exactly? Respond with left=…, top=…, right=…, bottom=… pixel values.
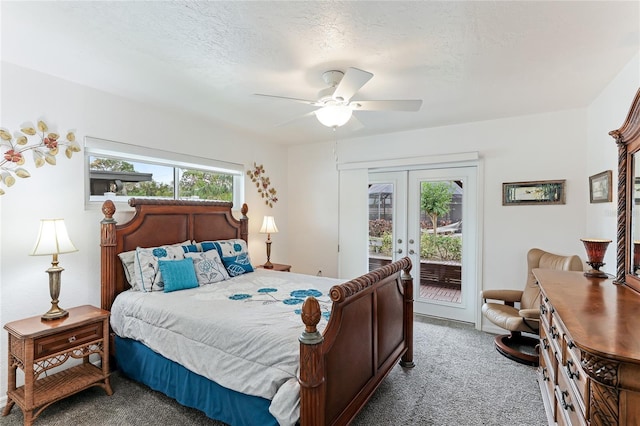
left=247, top=162, right=278, bottom=207
left=0, top=119, right=80, bottom=195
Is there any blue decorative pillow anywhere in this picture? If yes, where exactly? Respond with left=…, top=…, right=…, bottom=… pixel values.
left=184, top=250, right=230, bottom=285
left=158, top=258, right=199, bottom=293
left=212, top=239, right=250, bottom=258
left=181, top=244, right=198, bottom=253
left=196, top=239, right=253, bottom=277
left=221, top=253, right=254, bottom=277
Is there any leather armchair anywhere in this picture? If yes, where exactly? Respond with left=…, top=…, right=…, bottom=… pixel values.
left=481, top=248, right=583, bottom=366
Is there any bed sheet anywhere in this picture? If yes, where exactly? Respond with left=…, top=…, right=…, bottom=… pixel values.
left=110, top=268, right=341, bottom=426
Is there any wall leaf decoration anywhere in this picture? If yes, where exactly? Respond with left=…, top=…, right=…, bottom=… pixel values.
left=247, top=162, right=278, bottom=208
left=0, top=119, right=80, bottom=195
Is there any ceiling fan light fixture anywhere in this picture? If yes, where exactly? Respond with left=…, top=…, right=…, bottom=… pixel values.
left=315, top=105, right=352, bottom=128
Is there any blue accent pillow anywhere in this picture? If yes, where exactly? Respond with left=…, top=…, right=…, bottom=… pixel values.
left=181, top=244, right=198, bottom=253
left=221, top=253, right=254, bottom=277
left=158, top=258, right=199, bottom=293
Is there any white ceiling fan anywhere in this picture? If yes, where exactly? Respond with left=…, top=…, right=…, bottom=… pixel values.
left=254, top=67, right=423, bottom=129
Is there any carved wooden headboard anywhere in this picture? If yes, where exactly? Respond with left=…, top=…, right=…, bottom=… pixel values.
left=100, top=198, right=249, bottom=311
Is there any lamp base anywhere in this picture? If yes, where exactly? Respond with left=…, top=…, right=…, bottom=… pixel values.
left=584, top=269, right=608, bottom=279
left=584, top=261, right=607, bottom=278
left=41, top=304, right=68, bottom=321
left=263, top=261, right=274, bottom=269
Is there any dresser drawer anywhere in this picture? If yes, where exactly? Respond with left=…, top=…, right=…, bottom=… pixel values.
left=539, top=325, right=557, bottom=384
left=540, top=294, right=553, bottom=328
left=539, top=342, right=556, bottom=413
left=548, top=315, right=563, bottom=362
left=556, top=366, right=588, bottom=426
left=34, top=322, right=103, bottom=359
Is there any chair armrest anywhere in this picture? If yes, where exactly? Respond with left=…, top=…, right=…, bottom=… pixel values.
left=519, top=308, right=540, bottom=320
left=481, top=289, right=523, bottom=303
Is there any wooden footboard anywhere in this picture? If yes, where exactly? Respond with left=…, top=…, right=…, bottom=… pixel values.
left=299, top=257, right=414, bottom=426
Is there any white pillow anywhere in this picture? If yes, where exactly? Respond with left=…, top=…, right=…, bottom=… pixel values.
left=134, top=245, right=187, bottom=292
left=185, top=250, right=230, bottom=285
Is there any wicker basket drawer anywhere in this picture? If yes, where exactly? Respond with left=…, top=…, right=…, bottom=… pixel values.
left=34, top=322, right=103, bottom=359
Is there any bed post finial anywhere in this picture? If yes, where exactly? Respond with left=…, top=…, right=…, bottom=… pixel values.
left=298, top=296, right=325, bottom=426
left=101, top=199, right=116, bottom=221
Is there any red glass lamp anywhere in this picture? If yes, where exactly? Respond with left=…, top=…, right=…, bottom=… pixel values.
left=580, top=238, right=611, bottom=278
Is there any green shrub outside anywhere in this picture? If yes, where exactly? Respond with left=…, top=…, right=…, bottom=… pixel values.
left=373, top=230, right=461, bottom=262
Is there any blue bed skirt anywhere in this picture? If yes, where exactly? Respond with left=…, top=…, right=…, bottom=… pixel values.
left=115, top=336, right=279, bottom=426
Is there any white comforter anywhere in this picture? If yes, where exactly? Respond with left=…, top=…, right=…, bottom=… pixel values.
left=110, top=269, right=342, bottom=426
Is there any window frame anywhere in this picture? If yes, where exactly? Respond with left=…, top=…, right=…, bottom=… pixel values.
left=84, top=136, right=244, bottom=210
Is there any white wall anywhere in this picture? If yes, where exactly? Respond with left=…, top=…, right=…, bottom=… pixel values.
left=287, top=141, right=340, bottom=276
left=0, top=62, right=288, bottom=397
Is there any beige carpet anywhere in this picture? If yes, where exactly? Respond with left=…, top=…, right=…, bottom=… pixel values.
left=2, top=316, right=545, bottom=425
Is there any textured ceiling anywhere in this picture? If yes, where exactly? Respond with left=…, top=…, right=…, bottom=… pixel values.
left=1, top=1, right=639, bottom=145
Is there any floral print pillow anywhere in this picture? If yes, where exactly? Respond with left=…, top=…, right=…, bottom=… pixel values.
left=211, top=239, right=254, bottom=277
left=184, top=250, right=230, bottom=285
left=134, top=245, right=186, bottom=292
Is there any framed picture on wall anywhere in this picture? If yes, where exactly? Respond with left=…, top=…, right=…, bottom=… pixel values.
left=589, top=170, right=612, bottom=203
left=502, top=179, right=566, bottom=206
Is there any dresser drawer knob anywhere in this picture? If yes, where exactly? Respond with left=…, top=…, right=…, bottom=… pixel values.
left=566, top=360, right=580, bottom=380
left=540, top=305, right=547, bottom=315
left=561, top=390, right=574, bottom=411
left=68, top=336, right=77, bottom=343
left=550, top=326, right=560, bottom=339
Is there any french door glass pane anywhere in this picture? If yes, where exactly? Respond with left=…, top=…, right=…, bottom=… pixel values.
left=368, top=182, right=394, bottom=272
left=417, top=180, right=462, bottom=304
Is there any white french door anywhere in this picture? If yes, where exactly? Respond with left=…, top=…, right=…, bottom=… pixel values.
left=368, top=166, right=478, bottom=323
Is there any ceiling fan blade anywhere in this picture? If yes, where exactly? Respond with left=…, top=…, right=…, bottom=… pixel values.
left=254, top=93, right=319, bottom=106
left=347, top=114, right=365, bottom=131
left=350, top=99, right=423, bottom=111
left=274, top=110, right=317, bottom=127
left=332, top=67, right=373, bottom=102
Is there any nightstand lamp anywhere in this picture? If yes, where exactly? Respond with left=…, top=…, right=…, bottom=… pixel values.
left=30, top=218, right=78, bottom=320
left=260, top=216, right=278, bottom=269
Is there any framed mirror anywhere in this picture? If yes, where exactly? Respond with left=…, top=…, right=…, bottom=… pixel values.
left=610, top=88, right=640, bottom=293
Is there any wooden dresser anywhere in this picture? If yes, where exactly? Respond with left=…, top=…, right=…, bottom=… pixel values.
left=534, top=268, right=640, bottom=425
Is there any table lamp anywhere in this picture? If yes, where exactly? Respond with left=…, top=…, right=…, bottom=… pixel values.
left=30, top=219, right=78, bottom=320
left=260, top=216, right=278, bottom=269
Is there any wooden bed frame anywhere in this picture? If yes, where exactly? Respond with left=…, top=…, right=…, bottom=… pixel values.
left=100, top=198, right=414, bottom=426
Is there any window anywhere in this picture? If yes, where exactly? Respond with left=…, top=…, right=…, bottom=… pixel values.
left=84, top=137, right=244, bottom=208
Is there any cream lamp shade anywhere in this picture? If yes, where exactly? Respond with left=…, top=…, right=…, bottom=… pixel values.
left=30, top=218, right=78, bottom=320
left=260, top=216, right=279, bottom=235
left=315, top=105, right=353, bottom=128
left=31, top=219, right=78, bottom=256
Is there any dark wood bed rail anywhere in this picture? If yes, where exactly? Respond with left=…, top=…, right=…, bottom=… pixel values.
left=299, top=257, right=414, bottom=426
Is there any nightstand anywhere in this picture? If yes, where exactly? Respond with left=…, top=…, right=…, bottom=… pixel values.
left=257, top=263, right=292, bottom=272
left=2, top=305, right=113, bottom=425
